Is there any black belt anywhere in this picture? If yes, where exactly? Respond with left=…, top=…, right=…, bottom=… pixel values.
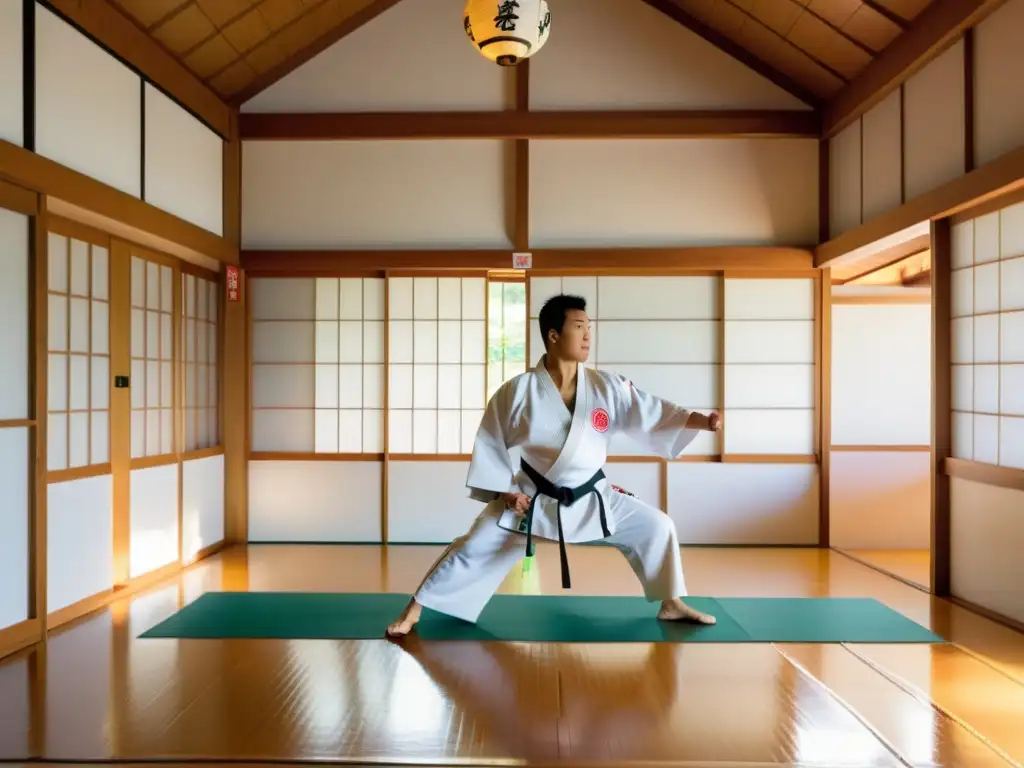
left=519, top=459, right=611, bottom=589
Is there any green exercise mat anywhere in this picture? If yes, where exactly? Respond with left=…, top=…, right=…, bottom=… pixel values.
left=139, top=592, right=944, bottom=644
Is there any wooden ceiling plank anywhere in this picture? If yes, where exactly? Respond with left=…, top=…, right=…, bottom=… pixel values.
left=783, top=0, right=880, bottom=57
left=238, top=109, right=822, bottom=140
left=228, top=0, right=407, bottom=105
left=822, top=0, right=1011, bottom=138
left=860, top=0, right=911, bottom=30
left=640, top=0, right=823, bottom=107
left=720, top=0, right=852, bottom=83
left=49, top=0, right=232, bottom=137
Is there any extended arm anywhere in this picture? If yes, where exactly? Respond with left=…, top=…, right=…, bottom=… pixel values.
left=616, top=376, right=719, bottom=459
left=465, top=384, right=517, bottom=502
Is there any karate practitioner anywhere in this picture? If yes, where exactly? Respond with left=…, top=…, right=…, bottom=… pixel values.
left=387, top=294, right=720, bottom=637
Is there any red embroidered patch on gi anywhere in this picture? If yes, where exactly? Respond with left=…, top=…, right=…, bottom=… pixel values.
left=591, top=407, right=609, bottom=432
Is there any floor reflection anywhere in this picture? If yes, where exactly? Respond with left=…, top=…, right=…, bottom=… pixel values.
left=0, top=544, right=1022, bottom=767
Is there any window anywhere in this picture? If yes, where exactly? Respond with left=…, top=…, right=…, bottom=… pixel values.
left=130, top=254, right=174, bottom=459
left=487, top=280, right=526, bottom=399
left=388, top=276, right=486, bottom=454
left=182, top=271, right=220, bottom=451
left=47, top=229, right=109, bottom=471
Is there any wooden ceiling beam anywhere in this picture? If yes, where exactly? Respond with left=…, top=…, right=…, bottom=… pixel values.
left=241, top=247, right=815, bottom=274
left=815, top=142, right=1024, bottom=267
left=46, top=0, right=232, bottom=138
left=822, top=0, right=1010, bottom=138
left=239, top=109, right=820, bottom=140
left=229, top=0, right=407, bottom=106
left=638, top=0, right=823, bottom=108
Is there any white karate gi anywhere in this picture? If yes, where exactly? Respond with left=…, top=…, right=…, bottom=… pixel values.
left=413, top=356, right=702, bottom=624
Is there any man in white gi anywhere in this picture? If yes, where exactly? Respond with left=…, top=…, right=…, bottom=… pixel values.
left=387, top=294, right=720, bottom=637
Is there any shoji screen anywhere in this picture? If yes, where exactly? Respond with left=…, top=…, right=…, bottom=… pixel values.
left=723, top=277, right=816, bottom=455
left=249, top=277, right=384, bottom=542
left=948, top=199, right=1024, bottom=626
left=126, top=248, right=178, bottom=578
left=950, top=204, right=1024, bottom=468
left=181, top=268, right=224, bottom=560
left=678, top=274, right=818, bottom=544
left=0, top=203, right=30, bottom=637
left=387, top=275, right=488, bottom=542
left=314, top=277, right=386, bottom=453
left=387, top=276, right=486, bottom=454
left=46, top=221, right=114, bottom=613
left=182, top=271, right=220, bottom=451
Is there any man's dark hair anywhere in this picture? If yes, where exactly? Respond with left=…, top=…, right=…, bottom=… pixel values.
left=539, top=294, right=587, bottom=350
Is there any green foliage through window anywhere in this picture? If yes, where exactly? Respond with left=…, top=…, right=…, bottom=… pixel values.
left=487, top=281, right=527, bottom=400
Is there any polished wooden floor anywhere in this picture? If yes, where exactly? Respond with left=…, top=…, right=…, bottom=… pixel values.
left=838, top=549, right=932, bottom=590
left=2, top=543, right=1024, bottom=768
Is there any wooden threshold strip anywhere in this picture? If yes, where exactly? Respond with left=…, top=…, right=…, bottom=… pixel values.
left=239, top=110, right=821, bottom=140
left=944, top=458, right=1024, bottom=493
left=242, top=247, right=815, bottom=274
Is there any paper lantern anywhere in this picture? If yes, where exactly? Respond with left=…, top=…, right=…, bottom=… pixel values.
left=463, top=0, right=551, bottom=66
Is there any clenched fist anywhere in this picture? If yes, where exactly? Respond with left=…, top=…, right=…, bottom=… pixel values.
left=502, top=491, right=532, bottom=516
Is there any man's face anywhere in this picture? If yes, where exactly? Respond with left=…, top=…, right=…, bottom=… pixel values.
left=549, top=309, right=591, bottom=362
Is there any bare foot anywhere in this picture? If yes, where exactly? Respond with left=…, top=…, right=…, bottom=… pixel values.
left=386, top=598, right=423, bottom=637
left=657, top=597, right=717, bottom=625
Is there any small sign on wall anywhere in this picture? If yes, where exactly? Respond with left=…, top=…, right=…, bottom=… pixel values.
left=512, top=252, right=532, bottom=270
left=226, top=265, right=240, bottom=302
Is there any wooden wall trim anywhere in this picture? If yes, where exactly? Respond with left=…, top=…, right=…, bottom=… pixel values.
left=815, top=142, right=1024, bottom=267
left=0, top=140, right=238, bottom=265
left=0, top=178, right=37, bottom=215
left=831, top=294, right=931, bottom=304
left=238, top=110, right=822, bottom=140
left=512, top=62, right=530, bottom=252
left=30, top=194, right=48, bottom=636
left=832, top=445, right=930, bottom=451
left=945, top=458, right=1024, bottom=493
left=931, top=218, right=952, bottom=597
left=242, top=247, right=815, bottom=274
left=42, top=0, right=231, bottom=138
left=109, top=240, right=131, bottom=587
left=818, top=270, right=831, bottom=547
left=0, top=618, right=41, bottom=661
left=822, top=0, right=1008, bottom=138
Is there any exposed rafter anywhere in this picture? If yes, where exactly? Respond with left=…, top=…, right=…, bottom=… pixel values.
left=230, top=0, right=407, bottom=106
left=823, top=0, right=1010, bottom=138
left=638, top=0, right=822, bottom=109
